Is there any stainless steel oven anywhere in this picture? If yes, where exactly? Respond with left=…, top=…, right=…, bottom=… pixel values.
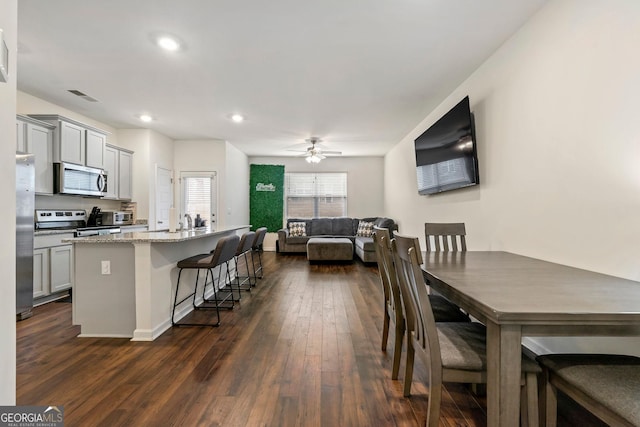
left=35, top=209, right=121, bottom=237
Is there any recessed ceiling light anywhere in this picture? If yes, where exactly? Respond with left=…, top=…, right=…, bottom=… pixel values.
left=139, top=114, right=153, bottom=123
left=231, top=114, right=244, bottom=123
left=157, top=36, right=180, bottom=51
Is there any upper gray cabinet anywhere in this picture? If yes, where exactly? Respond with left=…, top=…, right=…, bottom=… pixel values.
left=16, top=115, right=55, bottom=194
left=103, top=144, right=134, bottom=200
left=118, top=149, right=133, bottom=200
left=28, top=114, right=109, bottom=169
left=86, top=129, right=106, bottom=169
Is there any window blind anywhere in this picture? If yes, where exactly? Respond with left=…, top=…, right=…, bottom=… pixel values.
left=285, top=173, right=347, bottom=218
left=183, top=176, right=212, bottom=221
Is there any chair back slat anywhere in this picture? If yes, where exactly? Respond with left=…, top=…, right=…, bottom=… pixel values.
left=252, top=227, right=268, bottom=249
left=425, top=223, right=467, bottom=253
left=236, top=231, right=256, bottom=256
left=373, top=227, right=403, bottom=323
left=392, top=234, right=442, bottom=367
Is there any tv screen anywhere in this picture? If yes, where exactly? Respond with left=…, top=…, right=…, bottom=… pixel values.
left=414, top=96, right=479, bottom=195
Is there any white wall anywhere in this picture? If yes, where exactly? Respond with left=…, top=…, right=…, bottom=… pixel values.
left=248, top=156, right=385, bottom=251
left=115, top=129, right=174, bottom=228
left=385, top=0, right=640, bottom=355
left=173, top=139, right=228, bottom=227
left=17, top=91, right=119, bottom=145
left=117, top=129, right=151, bottom=222
left=1, top=0, right=18, bottom=404
left=225, top=142, right=250, bottom=227
left=148, top=130, right=174, bottom=229
left=249, top=156, right=385, bottom=218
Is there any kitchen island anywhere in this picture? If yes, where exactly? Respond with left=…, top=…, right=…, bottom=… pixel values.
left=66, top=226, right=250, bottom=341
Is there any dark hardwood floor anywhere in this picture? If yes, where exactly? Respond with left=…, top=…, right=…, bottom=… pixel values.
left=17, top=252, right=605, bottom=426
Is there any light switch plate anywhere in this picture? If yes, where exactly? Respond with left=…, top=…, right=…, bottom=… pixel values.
left=101, top=260, right=111, bottom=275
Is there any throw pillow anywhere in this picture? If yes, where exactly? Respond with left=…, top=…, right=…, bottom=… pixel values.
left=289, top=222, right=307, bottom=237
left=356, top=221, right=374, bottom=237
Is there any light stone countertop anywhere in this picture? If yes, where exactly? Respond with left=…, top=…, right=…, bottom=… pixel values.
left=63, top=225, right=250, bottom=244
left=34, top=229, right=76, bottom=236
left=35, top=223, right=149, bottom=237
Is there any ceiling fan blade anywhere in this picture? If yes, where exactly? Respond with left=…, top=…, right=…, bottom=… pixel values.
left=320, top=150, right=342, bottom=155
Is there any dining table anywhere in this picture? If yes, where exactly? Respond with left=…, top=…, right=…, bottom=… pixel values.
left=420, top=251, right=640, bottom=427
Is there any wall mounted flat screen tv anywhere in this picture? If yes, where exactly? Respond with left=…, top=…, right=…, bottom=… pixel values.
left=414, top=96, right=479, bottom=195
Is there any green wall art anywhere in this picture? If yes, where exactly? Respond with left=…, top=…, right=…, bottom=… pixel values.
left=249, top=164, right=284, bottom=232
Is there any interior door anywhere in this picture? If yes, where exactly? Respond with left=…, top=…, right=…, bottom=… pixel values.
left=180, top=171, right=217, bottom=228
left=155, top=166, right=173, bottom=231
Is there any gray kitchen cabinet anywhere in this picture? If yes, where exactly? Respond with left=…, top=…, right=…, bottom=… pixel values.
left=27, top=123, right=54, bottom=194
left=50, top=245, right=73, bottom=293
left=103, top=145, right=118, bottom=199
left=16, top=115, right=55, bottom=194
left=86, top=129, right=106, bottom=169
left=34, top=233, right=74, bottom=299
left=16, top=119, right=25, bottom=152
left=33, top=248, right=49, bottom=299
left=28, top=114, right=110, bottom=168
left=59, top=120, right=85, bottom=165
left=103, top=144, right=134, bottom=200
left=118, top=149, right=133, bottom=200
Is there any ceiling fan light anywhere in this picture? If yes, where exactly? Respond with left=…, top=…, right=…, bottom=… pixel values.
left=157, top=36, right=180, bottom=51
left=305, top=153, right=321, bottom=163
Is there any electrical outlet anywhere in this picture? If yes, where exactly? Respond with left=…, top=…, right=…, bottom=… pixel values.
left=101, top=260, right=111, bottom=275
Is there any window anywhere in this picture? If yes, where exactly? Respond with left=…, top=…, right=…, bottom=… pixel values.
left=285, top=172, right=347, bottom=218
left=181, top=172, right=217, bottom=227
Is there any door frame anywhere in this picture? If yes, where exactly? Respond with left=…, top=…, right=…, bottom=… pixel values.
left=178, top=170, right=219, bottom=229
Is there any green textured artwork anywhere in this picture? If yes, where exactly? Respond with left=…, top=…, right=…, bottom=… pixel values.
left=249, top=164, right=285, bottom=232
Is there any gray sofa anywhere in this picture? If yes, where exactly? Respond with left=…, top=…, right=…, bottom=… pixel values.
left=277, top=216, right=396, bottom=263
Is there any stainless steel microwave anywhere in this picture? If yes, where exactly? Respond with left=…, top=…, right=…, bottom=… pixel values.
left=100, top=211, right=133, bottom=226
left=54, top=162, right=107, bottom=197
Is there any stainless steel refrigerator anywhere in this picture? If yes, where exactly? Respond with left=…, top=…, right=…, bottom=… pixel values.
left=16, top=152, right=34, bottom=320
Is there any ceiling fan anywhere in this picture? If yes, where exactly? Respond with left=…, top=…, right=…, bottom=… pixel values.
left=289, top=137, right=342, bottom=163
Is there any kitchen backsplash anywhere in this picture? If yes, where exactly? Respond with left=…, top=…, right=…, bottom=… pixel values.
left=35, top=194, right=124, bottom=212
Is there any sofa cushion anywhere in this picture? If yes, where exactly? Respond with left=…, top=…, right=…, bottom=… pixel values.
left=333, top=217, right=355, bottom=236
left=312, top=217, right=333, bottom=235
left=356, top=221, right=374, bottom=237
left=374, top=217, right=395, bottom=230
left=287, top=218, right=312, bottom=235
left=355, top=236, right=375, bottom=252
left=287, top=236, right=310, bottom=245
left=289, top=222, right=307, bottom=237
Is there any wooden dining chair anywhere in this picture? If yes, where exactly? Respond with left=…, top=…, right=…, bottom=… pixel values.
left=391, top=233, right=541, bottom=427
left=373, top=226, right=469, bottom=380
left=537, top=353, right=640, bottom=427
left=425, top=222, right=467, bottom=252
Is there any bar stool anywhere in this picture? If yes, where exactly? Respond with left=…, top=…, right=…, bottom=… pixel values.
left=231, top=231, right=256, bottom=294
left=250, top=227, right=268, bottom=282
left=171, top=234, right=239, bottom=327
left=202, top=234, right=241, bottom=306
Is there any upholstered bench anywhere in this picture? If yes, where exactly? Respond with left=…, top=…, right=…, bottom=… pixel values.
left=307, top=237, right=353, bottom=262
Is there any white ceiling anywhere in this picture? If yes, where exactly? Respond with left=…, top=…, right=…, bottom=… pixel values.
left=17, top=0, right=547, bottom=157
